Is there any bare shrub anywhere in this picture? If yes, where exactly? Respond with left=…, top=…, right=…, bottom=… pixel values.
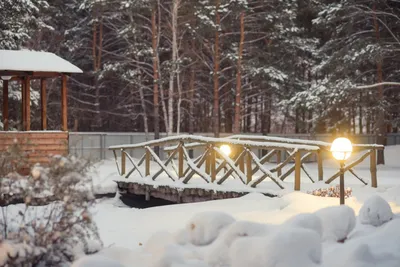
left=0, top=148, right=103, bottom=266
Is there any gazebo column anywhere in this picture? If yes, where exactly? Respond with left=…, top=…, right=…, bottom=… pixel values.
left=21, top=79, right=26, bottom=130
left=61, top=74, right=68, bottom=131
left=25, top=77, right=31, bottom=131
left=41, top=78, right=47, bottom=130
left=2, top=80, right=9, bottom=131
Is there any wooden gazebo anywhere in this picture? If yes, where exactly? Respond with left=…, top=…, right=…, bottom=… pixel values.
left=0, top=50, right=82, bottom=166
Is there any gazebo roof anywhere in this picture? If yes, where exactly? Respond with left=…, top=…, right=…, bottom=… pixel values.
left=0, top=50, right=83, bottom=77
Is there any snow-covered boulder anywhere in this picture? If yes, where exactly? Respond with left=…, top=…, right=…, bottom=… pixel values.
left=204, top=221, right=273, bottom=267
left=229, top=227, right=322, bottom=267
left=359, top=195, right=393, bottom=227
left=71, top=254, right=124, bottom=267
left=314, top=205, right=356, bottom=242
left=185, top=211, right=235, bottom=246
left=282, top=213, right=323, bottom=237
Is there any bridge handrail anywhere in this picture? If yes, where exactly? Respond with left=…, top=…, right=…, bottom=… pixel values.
left=108, top=134, right=320, bottom=151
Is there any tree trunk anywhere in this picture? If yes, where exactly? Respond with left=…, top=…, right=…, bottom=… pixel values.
left=233, top=12, right=245, bottom=134
left=213, top=0, right=221, bottom=137
left=152, top=7, right=160, bottom=155
left=359, top=92, right=363, bottom=134
left=373, top=5, right=385, bottom=164
left=168, top=0, right=179, bottom=135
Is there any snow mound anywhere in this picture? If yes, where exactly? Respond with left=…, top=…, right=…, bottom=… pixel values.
left=71, top=254, right=124, bottom=267
left=282, top=213, right=323, bottom=237
left=358, top=195, right=393, bottom=227
left=150, top=244, right=207, bottom=267
left=314, top=205, right=356, bottom=242
left=144, top=231, right=175, bottom=256
left=204, top=221, right=274, bottom=267
left=185, top=211, right=235, bottom=246
left=229, top=227, right=321, bottom=267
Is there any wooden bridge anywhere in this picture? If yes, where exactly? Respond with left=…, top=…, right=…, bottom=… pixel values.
left=109, top=135, right=384, bottom=203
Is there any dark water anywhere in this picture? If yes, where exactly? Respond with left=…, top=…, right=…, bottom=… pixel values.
left=118, top=194, right=176, bottom=209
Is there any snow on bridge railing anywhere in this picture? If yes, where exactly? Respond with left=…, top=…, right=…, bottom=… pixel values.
left=108, top=135, right=381, bottom=193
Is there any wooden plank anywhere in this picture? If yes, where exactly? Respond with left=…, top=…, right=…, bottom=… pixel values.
left=25, top=77, right=31, bottom=131
left=370, top=149, right=377, bottom=188
left=0, top=139, right=68, bottom=145
left=0, top=145, right=67, bottom=151
left=61, top=75, right=68, bottom=131
left=0, top=133, right=68, bottom=139
left=26, top=151, right=67, bottom=157
left=3, top=80, right=9, bottom=131
left=41, top=78, right=47, bottom=130
left=294, top=151, right=301, bottom=191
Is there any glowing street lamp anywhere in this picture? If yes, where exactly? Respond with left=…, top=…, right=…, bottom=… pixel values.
left=330, top=137, right=353, bottom=205
left=220, top=144, right=232, bottom=156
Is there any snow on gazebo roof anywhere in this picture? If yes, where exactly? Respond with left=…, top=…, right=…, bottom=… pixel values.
left=0, top=49, right=83, bottom=74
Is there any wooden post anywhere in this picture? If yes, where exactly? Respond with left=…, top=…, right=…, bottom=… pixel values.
left=239, top=147, right=245, bottom=173
left=276, top=150, right=282, bottom=177
left=206, top=148, right=211, bottom=175
left=294, top=150, right=301, bottom=191
left=121, top=150, right=126, bottom=176
left=21, top=79, right=26, bottom=130
left=25, top=77, right=31, bottom=131
left=145, top=149, right=151, bottom=176
left=178, top=143, right=184, bottom=178
left=317, top=150, right=324, bottom=181
left=246, top=150, right=252, bottom=184
left=370, top=149, right=377, bottom=188
left=2, top=80, right=8, bottom=131
left=41, top=78, right=47, bottom=130
left=61, top=75, right=68, bottom=131
left=211, top=148, right=216, bottom=182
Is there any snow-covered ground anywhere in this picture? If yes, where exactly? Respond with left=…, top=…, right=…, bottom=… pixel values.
left=73, top=145, right=400, bottom=266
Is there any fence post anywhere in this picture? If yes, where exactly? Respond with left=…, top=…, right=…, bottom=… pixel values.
left=210, top=147, right=216, bottom=182
left=317, top=150, right=323, bottom=181
left=206, top=147, right=211, bottom=175
left=246, top=150, right=252, bottom=184
left=276, top=150, right=282, bottom=177
left=178, top=142, right=184, bottom=178
left=239, top=147, right=245, bottom=174
left=146, top=149, right=151, bottom=176
left=370, top=149, right=377, bottom=188
left=121, top=149, right=126, bottom=176
left=294, top=150, right=301, bottom=191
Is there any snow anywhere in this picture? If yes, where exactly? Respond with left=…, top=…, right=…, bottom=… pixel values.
left=0, top=49, right=83, bottom=74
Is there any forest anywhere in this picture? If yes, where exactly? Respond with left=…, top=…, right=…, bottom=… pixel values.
left=1, top=0, right=400, bottom=139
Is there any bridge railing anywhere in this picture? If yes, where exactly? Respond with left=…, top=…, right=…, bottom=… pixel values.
left=109, top=135, right=384, bottom=190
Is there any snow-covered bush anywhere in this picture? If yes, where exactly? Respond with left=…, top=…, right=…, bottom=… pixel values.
left=185, top=211, right=235, bottom=246
left=314, top=205, right=356, bottom=242
left=204, top=221, right=273, bottom=267
left=0, top=155, right=102, bottom=266
left=358, top=195, right=393, bottom=227
left=282, top=213, right=323, bottom=237
left=308, top=185, right=352, bottom=199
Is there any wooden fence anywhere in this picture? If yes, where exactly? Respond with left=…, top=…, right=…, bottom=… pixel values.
left=109, top=135, right=384, bottom=191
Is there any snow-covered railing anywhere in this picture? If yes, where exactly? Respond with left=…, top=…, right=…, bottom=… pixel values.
left=109, top=135, right=383, bottom=191
left=109, top=135, right=321, bottom=191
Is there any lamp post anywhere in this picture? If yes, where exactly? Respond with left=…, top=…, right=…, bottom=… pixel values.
left=1, top=76, right=12, bottom=81
left=330, top=137, right=352, bottom=205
